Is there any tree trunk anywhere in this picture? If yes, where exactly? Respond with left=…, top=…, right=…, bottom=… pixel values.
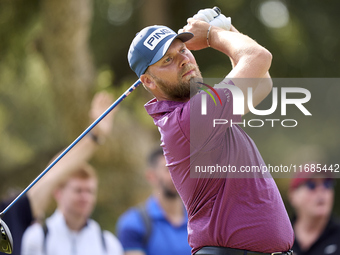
left=41, top=0, right=95, bottom=140
left=140, top=0, right=170, bottom=27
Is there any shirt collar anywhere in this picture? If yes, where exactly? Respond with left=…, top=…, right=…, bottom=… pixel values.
left=144, top=98, right=187, bottom=120
left=52, top=209, right=89, bottom=232
left=146, top=196, right=165, bottom=220
left=146, top=196, right=188, bottom=226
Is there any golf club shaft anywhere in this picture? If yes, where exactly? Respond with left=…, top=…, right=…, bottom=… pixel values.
left=0, top=79, right=142, bottom=217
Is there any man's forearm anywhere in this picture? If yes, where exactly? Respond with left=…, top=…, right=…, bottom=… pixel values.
left=211, top=25, right=273, bottom=114
left=214, top=26, right=272, bottom=114
left=183, top=19, right=273, bottom=114
left=27, top=91, right=114, bottom=219
left=209, top=25, right=272, bottom=79
left=27, top=135, right=98, bottom=219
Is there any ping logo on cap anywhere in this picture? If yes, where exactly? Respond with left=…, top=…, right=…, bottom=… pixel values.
left=143, top=28, right=175, bottom=50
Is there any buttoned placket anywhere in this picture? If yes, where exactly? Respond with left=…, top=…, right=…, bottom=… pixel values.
left=69, top=231, right=78, bottom=255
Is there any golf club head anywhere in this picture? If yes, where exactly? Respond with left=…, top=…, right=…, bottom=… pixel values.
left=0, top=218, right=13, bottom=254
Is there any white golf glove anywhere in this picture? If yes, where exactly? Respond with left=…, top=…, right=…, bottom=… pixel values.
left=178, top=7, right=231, bottom=34
left=193, top=8, right=218, bottom=23
left=193, top=8, right=232, bottom=31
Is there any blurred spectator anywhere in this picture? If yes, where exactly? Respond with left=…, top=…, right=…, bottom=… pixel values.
left=116, top=147, right=191, bottom=255
left=21, top=162, right=123, bottom=255
left=0, top=92, right=115, bottom=255
left=288, top=169, right=340, bottom=255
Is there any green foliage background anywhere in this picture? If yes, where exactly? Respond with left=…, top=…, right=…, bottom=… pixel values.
left=1, top=0, right=339, bottom=233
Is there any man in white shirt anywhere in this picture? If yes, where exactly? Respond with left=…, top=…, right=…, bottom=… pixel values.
left=21, top=162, right=123, bottom=255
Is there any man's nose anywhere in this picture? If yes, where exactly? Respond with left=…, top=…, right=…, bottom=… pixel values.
left=179, top=54, right=190, bottom=67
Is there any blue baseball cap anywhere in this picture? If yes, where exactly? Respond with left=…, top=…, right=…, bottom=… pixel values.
left=128, top=25, right=194, bottom=77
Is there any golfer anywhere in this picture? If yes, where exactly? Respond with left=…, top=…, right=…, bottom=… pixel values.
left=127, top=8, right=294, bottom=255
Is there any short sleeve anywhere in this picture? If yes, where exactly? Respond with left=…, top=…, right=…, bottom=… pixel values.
left=21, top=223, right=44, bottom=255
left=116, top=209, right=146, bottom=252
left=103, top=230, right=124, bottom=255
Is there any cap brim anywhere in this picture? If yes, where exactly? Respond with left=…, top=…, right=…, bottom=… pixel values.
left=149, top=32, right=194, bottom=67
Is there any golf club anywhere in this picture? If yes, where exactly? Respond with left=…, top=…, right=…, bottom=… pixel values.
left=0, top=79, right=142, bottom=254
left=0, top=7, right=223, bottom=252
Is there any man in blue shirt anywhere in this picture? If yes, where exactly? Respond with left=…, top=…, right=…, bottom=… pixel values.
left=116, top=148, right=191, bottom=255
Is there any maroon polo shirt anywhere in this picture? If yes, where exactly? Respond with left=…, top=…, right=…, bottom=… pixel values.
left=145, top=81, right=294, bottom=254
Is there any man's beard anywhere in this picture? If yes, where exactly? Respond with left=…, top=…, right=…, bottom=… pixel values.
left=150, top=64, right=203, bottom=101
left=161, top=184, right=179, bottom=199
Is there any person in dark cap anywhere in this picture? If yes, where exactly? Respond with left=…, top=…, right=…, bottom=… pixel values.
left=288, top=168, right=340, bottom=255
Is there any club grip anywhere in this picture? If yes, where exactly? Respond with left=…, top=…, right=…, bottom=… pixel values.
left=213, top=6, right=221, bottom=16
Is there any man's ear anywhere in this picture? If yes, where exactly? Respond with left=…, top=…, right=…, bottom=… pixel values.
left=140, top=73, right=156, bottom=91
left=145, top=168, right=157, bottom=186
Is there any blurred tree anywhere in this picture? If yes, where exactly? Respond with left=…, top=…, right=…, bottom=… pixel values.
left=40, top=0, right=95, bottom=140
left=0, top=0, right=40, bottom=62
left=140, top=0, right=170, bottom=27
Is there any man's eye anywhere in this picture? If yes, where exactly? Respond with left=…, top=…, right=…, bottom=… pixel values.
left=180, top=48, right=186, bottom=53
left=164, top=57, right=172, bottom=63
